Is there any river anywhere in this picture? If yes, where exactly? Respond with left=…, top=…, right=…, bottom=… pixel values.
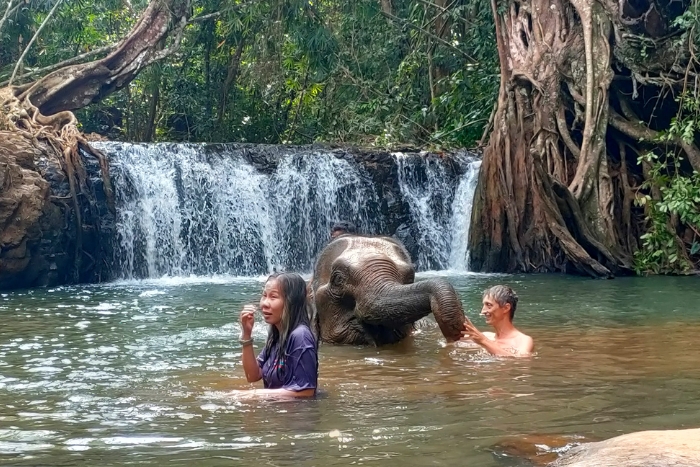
left=1, top=273, right=699, bottom=465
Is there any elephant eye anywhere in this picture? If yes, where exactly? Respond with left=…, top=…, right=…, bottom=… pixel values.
left=330, top=270, right=346, bottom=288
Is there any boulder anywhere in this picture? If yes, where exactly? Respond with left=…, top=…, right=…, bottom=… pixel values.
left=552, top=428, right=700, bottom=467
left=0, top=132, right=57, bottom=288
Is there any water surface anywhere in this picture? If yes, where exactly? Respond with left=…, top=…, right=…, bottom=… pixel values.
left=1, top=274, right=699, bottom=465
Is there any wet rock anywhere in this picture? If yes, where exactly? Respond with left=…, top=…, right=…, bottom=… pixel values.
left=492, top=434, right=590, bottom=466
left=551, top=428, right=700, bottom=467
left=0, top=132, right=54, bottom=288
left=0, top=131, right=112, bottom=289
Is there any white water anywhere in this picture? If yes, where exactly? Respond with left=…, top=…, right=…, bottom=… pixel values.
left=102, top=143, right=480, bottom=279
left=448, top=158, right=481, bottom=270
left=395, top=152, right=481, bottom=271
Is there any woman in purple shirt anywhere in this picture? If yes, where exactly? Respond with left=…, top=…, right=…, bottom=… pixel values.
left=239, top=272, right=318, bottom=397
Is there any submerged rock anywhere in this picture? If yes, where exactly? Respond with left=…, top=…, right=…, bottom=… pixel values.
left=492, top=433, right=589, bottom=466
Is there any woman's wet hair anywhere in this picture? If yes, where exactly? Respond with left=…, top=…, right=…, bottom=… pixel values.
left=483, top=285, right=518, bottom=321
left=263, top=272, right=316, bottom=373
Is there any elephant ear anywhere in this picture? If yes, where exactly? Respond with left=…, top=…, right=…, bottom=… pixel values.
left=312, top=237, right=352, bottom=291
left=306, top=299, right=320, bottom=340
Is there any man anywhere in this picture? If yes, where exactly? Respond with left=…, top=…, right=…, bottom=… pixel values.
left=461, top=285, right=534, bottom=358
left=330, top=221, right=357, bottom=239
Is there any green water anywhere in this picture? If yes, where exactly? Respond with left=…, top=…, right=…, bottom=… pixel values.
left=1, top=273, right=699, bottom=466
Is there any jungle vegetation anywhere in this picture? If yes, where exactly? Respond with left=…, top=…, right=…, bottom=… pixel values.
left=0, top=0, right=698, bottom=275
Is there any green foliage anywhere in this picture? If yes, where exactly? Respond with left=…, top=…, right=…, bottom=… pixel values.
left=3, top=0, right=498, bottom=148
left=634, top=93, right=700, bottom=274
left=634, top=0, right=700, bottom=274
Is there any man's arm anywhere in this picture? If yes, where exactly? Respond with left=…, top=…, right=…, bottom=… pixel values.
left=461, top=321, right=533, bottom=358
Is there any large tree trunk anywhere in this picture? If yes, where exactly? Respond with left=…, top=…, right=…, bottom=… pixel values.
left=468, top=0, right=695, bottom=277
left=0, top=0, right=191, bottom=289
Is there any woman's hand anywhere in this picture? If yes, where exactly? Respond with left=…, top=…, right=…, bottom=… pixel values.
left=239, top=304, right=256, bottom=339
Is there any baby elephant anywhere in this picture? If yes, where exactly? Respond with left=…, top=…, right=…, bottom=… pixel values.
left=311, top=235, right=466, bottom=346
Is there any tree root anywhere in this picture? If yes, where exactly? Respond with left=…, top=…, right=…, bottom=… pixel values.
left=1, top=85, right=114, bottom=280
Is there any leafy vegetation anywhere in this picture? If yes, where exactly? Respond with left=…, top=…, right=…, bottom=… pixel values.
left=635, top=92, right=700, bottom=274
left=631, top=0, right=700, bottom=274
left=1, top=0, right=498, bottom=147
left=3, top=0, right=700, bottom=276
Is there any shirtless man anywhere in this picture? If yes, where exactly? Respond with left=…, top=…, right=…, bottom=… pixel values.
left=460, top=285, right=534, bottom=358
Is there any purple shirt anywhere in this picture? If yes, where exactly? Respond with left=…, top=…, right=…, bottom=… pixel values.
left=256, top=325, right=318, bottom=393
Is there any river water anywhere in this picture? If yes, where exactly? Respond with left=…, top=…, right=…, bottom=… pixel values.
left=1, top=273, right=699, bottom=465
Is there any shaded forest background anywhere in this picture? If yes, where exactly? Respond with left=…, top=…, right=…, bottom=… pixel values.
left=0, top=0, right=498, bottom=147
left=1, top=0, right=699, bottom=277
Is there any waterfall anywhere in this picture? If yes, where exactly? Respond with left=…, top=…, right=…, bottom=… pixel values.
left=394, top=152, right=481, bottom=271
left=448, top=158, right=481, bottom=270
left=98, top=143, right=481, bottom=279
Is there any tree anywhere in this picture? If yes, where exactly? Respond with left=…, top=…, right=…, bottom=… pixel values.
left=0, top=0, right=191, bottom=286
left=468, top=0, right=700, bottom=277
left=3, top=0, right=190, bottom=118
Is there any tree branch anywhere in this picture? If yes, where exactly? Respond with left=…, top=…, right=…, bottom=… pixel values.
left=609, top=109, right=700, bottom=172
left=15, top=0, right=191, bottom=115
left=0, top=0, right=14, bottom=36
left=555, top=106, right=580, bottom=160
left=188, top=10, right=223, bottom=23
left=187, top=3, right=256, bottom=24
left=379, top=10, right=477, bottom=62
left=0, top=44, right=117, bottom=87
left=149, top=10, right=188, bottom=63
left=8, top=0, right=64, bottom=86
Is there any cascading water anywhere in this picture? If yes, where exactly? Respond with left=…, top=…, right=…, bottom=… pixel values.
left=395, top=152, right=481, bottom=271
left=99, top=143, right=481, bottom=279
left=104, top=143, right=381, bottom=278
left=447, top=157, right=481, bottom=270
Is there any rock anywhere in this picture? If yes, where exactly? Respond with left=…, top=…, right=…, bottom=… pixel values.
left=551, top=428, right=700, bottom=467
left=0, top=131, right=112, bottom=289
left=0, top=132, right=52, bottom=288
left=492, top=434, right=590, bottom=466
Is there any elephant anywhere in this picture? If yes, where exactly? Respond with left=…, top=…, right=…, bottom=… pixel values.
left=311, top=234, right=466, bottom=345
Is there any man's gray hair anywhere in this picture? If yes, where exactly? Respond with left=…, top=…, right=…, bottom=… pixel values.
left=483, top=285, right=518, bottom=320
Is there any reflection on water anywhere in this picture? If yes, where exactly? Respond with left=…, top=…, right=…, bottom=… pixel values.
left=0, top=274, right=699, bottom=466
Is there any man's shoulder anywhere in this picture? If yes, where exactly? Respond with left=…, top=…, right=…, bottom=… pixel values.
left=514, top=329, right=534, bottom=352
left=515, top=329, right=533, bottom=342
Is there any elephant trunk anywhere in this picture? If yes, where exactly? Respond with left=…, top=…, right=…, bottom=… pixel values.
left=357, top=278, right=466, bottom=342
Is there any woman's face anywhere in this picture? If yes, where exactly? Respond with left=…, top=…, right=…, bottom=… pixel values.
left=260, top=278, right=285, bottom=327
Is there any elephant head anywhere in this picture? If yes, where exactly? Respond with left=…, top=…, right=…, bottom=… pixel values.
left=311, top=235, right=466, bottom=345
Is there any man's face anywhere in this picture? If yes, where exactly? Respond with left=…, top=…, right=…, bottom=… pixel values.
left=480, top=295, right=510, bottom=325
left=330, top=229, right=345, bottom=239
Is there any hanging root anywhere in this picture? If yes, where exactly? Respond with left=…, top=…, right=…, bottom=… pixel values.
left=2, top=85, right=115, bottom=279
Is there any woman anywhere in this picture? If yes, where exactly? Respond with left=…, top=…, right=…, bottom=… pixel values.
left=239, top=272, right=318, bottom=397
